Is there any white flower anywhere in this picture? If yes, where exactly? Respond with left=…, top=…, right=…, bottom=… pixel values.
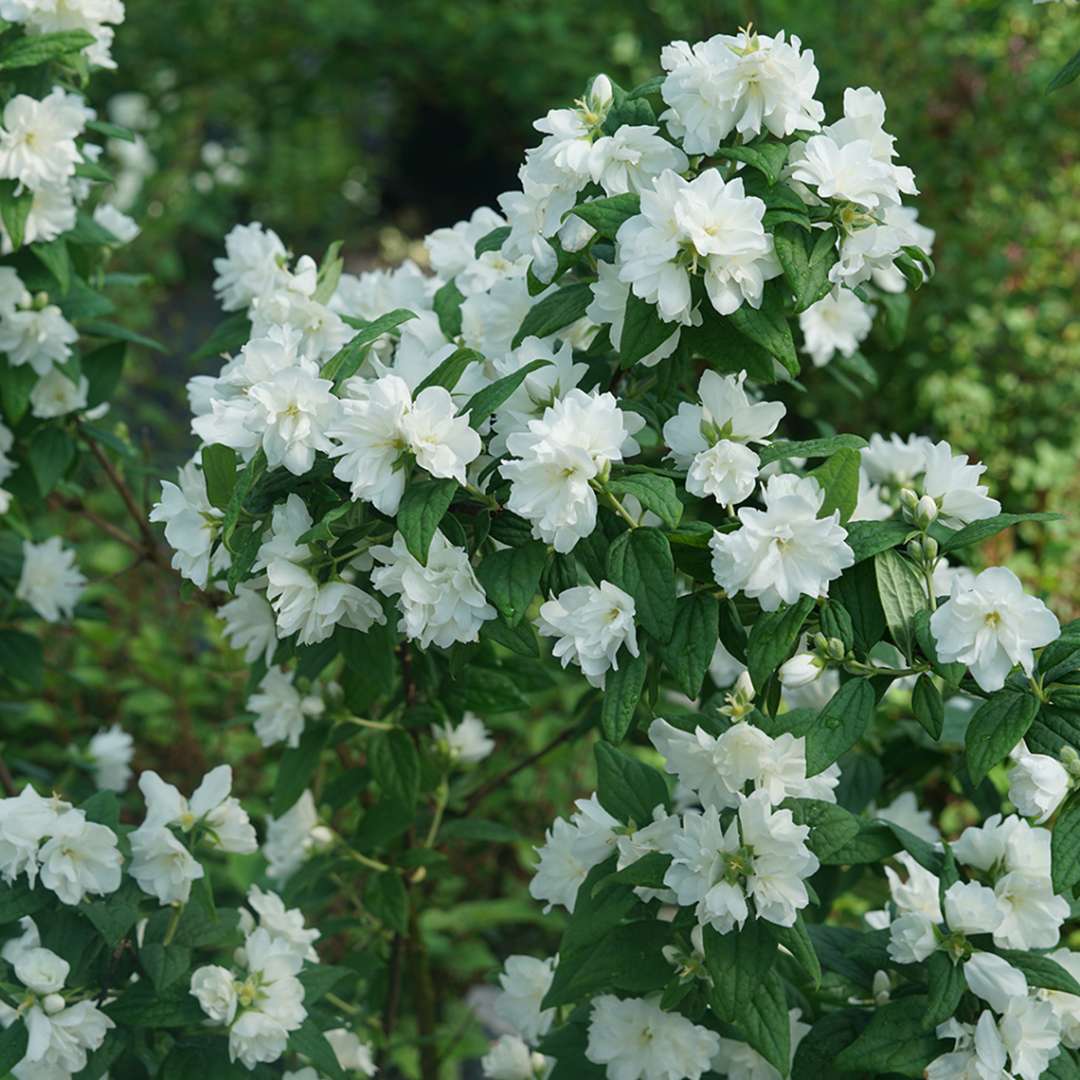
left=37, top=808, right=122, bottom=904
left=0, top=88, right=86, bottom=190
left=228, top=1009, right=291, bottom=1070
left=482, top=1034, right=549, bottom=1080
left=265, top=560, right=385, bottom=648
left=860, top=432, right=932, bottom=486
left=710, top=473, right=854, bottom=611
left=246, top=885, right=320, bottom=962
left=93, top=201, right=139, bottom=243
left=930, top=567, right=1060, bottom=692
left=798, top=288, right=875, bottom=368
left=1008, top=739, right=1071, bottom=823
left=851, top=472, right=892, bottom=522
left=191, top=965, right=239, bottom=1025
left=433, top=714, right=495, bottom=765
left=537, top=581, right=638, bottom=689
left=963, top=951, right=1027, bottom=1013
left=218, top=581, right=278, bottom=666
left=872, top=205, right=935, bottom=293
left=0, top=299, right=78, bottom=375
left=324, top=1027, right=377, bottom=1076
left=927, top=1013, right=1009, bottom=1080
left=328, top=373, right=480, bottom=511
left=1043, top=948, right=1080, bottom=1049
left=884, top=851, right=942, bottom=920
left=920, top=440, right=1001, bottom=526
left=616, top=169, right=781, bottom=324
left=332, top=259, right=436, bottom=323
left=370, top=529, right=495, bottom=649
left=497, top=168, right=577, bottom=283
left=529, top=797, right=619, bottom=914
left=662, top=791, right=818, bottom=934
left=778, top=653, right=825, bottom=689
left=0, top=786, right=64, bottom=886
left=29, top=369, right=89, bottom=418
left=425, top=205, right=507, bottom=281
left=663, top=369, right=784, bottom=506
left=494, top=955, right=556, bottom=1044
left=589, top=125, right=688, bottom=196
left=247, top=667, right=324, bottom=749
left=150, top=460, right=228, bottom=589
left=586, top=260, right=680, bottom=368
left=874, top=791, right=941, bottom=844
left=993, top=870, right=1069, bottom=950
left=660, top=31, right=823, bottom=153
left=245, top=363, right=338, bottom=476
left=15, top=538, right=85, bottom=622
left=585, top=994, right=721, bottom=1080
left=887, top=912, right=939, bottom=963
left=263, top=790, right=333, bottom=881
left=999, top=997, right=1063, bottom=1080
left=711, top=1008, right=810, bottom=1080
left=213, top=222, right=288, bottom=312
left=942, top=880, right=1004, bottom=936
left=129, top=825, right=204, bottom=905
left=14, top=947, right=69, bottom=994
left=87, top=724, right=133, bottom=792
left=789, top=136, right=901, bottom=212
left=18, top=998, right=114, bottom=1076
left=501, top=389, right=643, bottom=552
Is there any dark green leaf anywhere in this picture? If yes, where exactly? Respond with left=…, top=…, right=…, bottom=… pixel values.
left=1053, top=794, right=1080, bottom=894
left=599, top=648, right=647, bottom=743
left=82, top=341, right=125, bottom=409
left=774, top=224, right=839, bottom=312
left=29, top=426, right=75, bottom=495
left=474, top=226, right=511, bottom=256
left=272, top=723, right=330, bottom=816
left=1049, top=46, right=1080, bottom=92
left=0, top=629, right=44, bottom=689
left=397, top=478, right=458, bottom=563
left=462, top=358, right=552, bottom=427
left=619, top=291, right=677, bottom=367
left=786, top=797, right=861, bottom=862
left=965, top=689, right=1039, bottom=786
left=657, top=592, right=718, bottom=698
left=702, top=920, right=778, bottom=1024
left=0, top=1023, right=28, bottom=1074
left=141, top=942, right=192, bottom=991
left=606, top=527, right=676, bottom=641
left=569, top=193, right=640, bottom=239
left=715, top=142, right=790, bottom=185
left=321, top=309, right=415, bottom=383
left=594, top=742, right=669, bottom=826
left=288, top=1020, right=347, bottom=1080
left=475, top=541, right=547, bottom=626
left=844, top=519, right=913, bottom=563
left=0, top=179, right=33, bottom=251
left=746, top=595, right=815, bottom=692
left=365, top=871, right=408, bottom=935
left=433, top=278, right=464, bottom=337
left=809, top=447, right=861, bottom=522
left=200, top=444, right=238, bottom=511
left=939, top=512, right=1061, bottom=554
left=606, top=473, right=683, bottom=529
left=834, top=996, right=945, bottom=1077
left=0, top=28, right=94, bottom=68
left=370, top=728, right=420, bottom=812
left=727, top=279, right=798, bottom=375
left=924, top=952, right=966, bottom=1030
left=994, top=949, right=1080, bottom=995
left=805, top=679, right=876, bottom=775
left=757, top=434, right=868, bottom=467
left=414, top=346, right=482, bottom=395
left=511, top=282, right=593, bottom=348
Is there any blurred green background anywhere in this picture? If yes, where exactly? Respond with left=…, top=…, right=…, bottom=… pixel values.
left=93, top=0, right=1079, bottom=615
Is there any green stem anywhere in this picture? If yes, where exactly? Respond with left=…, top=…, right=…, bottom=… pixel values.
left=844, top=660, right=931, bottom=679
left=423, top=779, right=449, bottom=849
left=162, top=904, right=184, bottom=946
left=597, top=486, right=638, bottom=528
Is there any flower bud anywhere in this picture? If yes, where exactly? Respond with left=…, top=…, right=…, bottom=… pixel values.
left=826, top=637, right=847, bottom=661
left=42, top=993, right=66, bottom=1015
left=915, top=495, right=939, bottom=529
left=734, top=670, right=754, bottom=702
left=778, top=653, right=824, bottom=689
left=922, top=536, right=939, bottom=561
left=899, top=488, right=919, bottom=513
left=906, top=539, right=924, bottom=562
left=872, top=970, right=891, bottom=1006
left=589, top=74, right=614, bottom=112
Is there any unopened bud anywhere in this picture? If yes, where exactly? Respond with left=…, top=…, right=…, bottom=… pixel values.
left=922, top=536, right=939, bottom=561
left=812, top=632, right=829, bottom=653
left=915, top=495, right=939, bottom=529
left=589, top=74, right=614, bottom=112
left=1062, top=746, right=1080, bottom=778
left=899, top=488, right=919, bottom=513
left=734, top=670, right=754, bottom=702
left=871, top=970, right=891, bottom=1006
left=42, top=993, right=65, bottom=1015
left=778, top=653, right=824, bottom=690
left=906, top=539, right=924, bottom=562
left=826, top=637, right=847, bottom=661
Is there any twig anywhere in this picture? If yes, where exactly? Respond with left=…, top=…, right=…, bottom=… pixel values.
left=0, top=753, right=16, bottom=796
left=49, top=495, right=143, bottom=554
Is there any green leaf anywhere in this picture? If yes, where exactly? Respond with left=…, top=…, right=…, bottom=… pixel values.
left=599, top=648, right=647, bottom=743
left=31, top=238, right=71, bottom=293
left=29, top=425, right=75, bottom=495
left=702, top=920, right=778, bottom=1024
left=0, top=629, right=44, bottom=689
left=511, top=282, right=593, bottom=348
left=87, top=118, right=136, bottom=142
left=0, top=1022, right=28, bottom=1074
left=433, top=278, right=464, bottom=337
left=938, top=512, right=1061, bottom=554
left=592, top=851, right=672, bottom=896
left=83, top=341, right=125, bottom=408
left=462, top=358, right=552, bottom=427
left=924, top=952, right=966, bottom=1030
left=475, top=226, right=511, bottom=256
left=773, top=224, right=839, bottom=312
left=746, top=595, right=815, bottom=692
left=727, top=279, right=798, bottom=375
left=365, top=871, right=408, bottom=935
left=0, top=28, right=94, bottom=68
left=1049, top=45, right=1080, bottom=92
left=106, top=981, right=206, bottom=1028
left=272, top=723, right=330, bottom=816
left=569, top=193, right=641, bottom=239
left=834, top=996, right=945, bottom=1077
left=804, top=679, right=876, bottom=776
left=786, top=797, right=861, bottom=862
left=757, top=434, right=868, bottom=467
left=768, top=914, right=821, bottom=988
left=844, top=519, right=913, bottom=563
left=619, top=291, right=677, bottom=367
left=192, top=312, right=251, bottom=362
left=0, top=179, right=33, bottom=250
left=912, top=674, right=944, bottom=740
left=874, top=549, right=928, bottom=658
left=371, top=728, right=420, bottom=812
left=606, top=527, right=676, bottom=641
left=81, top=320, right=166, bottom=352
left=657, top=592, right=718, bottom=698
left=475, top=542, right=547, bottom=626
left=792, top=1009, right=869, bottom=1079
left=735, top=968, right=792, bottom=1074
left=606, top=473, right=683, bottom=529
left=685, top=308, right=775, bottom=383
left=594, top=742, right=669, bottom=826
left=1053, top=793, right=1080, bottom=894
left=84, top=878, right=141, bottom=946
left=414, top=346, right=482, bottom=395
left=397, top=478, right=458, bottom=563
left=913, top=609, right=966, bottom=687
left=808, top=447, right=860, bottom=522
left=321, top=308, right=415, bottom=383
left=288, top=1020, right=347, bottom=1080
left=298, top=965, right=352, bottom=1004
left=715, top=142, right=790, bottom=186
left=141, top=942, right=192, bottom=991
left=965, top=689, right=1039, bottom=786
left=200, top=444, right=237, bottom=511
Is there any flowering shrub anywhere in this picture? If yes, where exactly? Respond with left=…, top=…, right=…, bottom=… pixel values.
left=4, top=16, right=1080, bottom=1080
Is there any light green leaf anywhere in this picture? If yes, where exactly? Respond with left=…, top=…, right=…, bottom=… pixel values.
left=874, top=549, right=928, bottom=658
